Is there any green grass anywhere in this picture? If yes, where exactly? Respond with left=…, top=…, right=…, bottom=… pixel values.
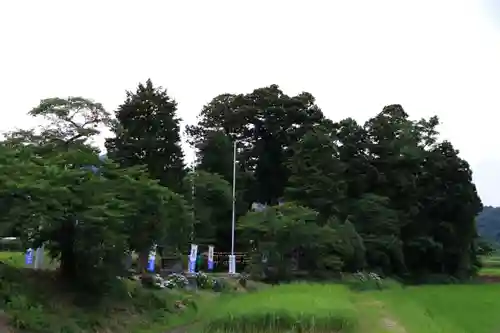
left=371, top=284, right=500, bottom=333
left=479, top=254, right=500, bottom=276
left=0, top=251, right=28, bottom=267
left=201, top=283, right=358, bottom=333
left=0, top=250, right=58, bottom=269
left=478, top=266, right=500, bottom=276
left=481, top=255, right=500, bottom=267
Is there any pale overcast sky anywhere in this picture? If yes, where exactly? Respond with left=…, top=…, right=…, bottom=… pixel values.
left=0, top=0, right=499, bottom=206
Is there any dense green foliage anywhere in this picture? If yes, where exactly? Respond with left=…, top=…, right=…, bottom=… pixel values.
left=0, top=81, right=484, bottom=298
left=0, top=93, right=192, bottom=293
left=188, top=87, right=483, bottom=281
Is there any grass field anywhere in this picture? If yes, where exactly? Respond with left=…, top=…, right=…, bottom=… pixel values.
left=201, top=283, right=358, bottom=333
left=192, top=282, right=500, bottom=333
left=371, top=284, right=500, bottom=333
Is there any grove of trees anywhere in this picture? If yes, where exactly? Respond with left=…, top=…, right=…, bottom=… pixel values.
left=0, top=80, right=484, bottom=293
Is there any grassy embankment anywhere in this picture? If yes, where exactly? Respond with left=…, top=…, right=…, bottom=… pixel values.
left=0, top=251, right=218, bottom=333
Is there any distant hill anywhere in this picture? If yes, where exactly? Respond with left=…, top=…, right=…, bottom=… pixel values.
left=477, top=206, right=500, bottom=244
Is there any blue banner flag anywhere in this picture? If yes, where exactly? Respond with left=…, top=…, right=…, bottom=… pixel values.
left=207, top=245, right=214, bottom=271
left=147, top=258, right=155, bottom=272
left=25, top=248, right=33, bottom=265
left=188, top=258, right=196, bottom=273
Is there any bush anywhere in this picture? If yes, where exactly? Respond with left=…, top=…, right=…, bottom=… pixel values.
left=141, top=273, right=189, bottom=289
left=238, top=273, right=249, bottom=288
left=4, top=294, right=48, bottom=331
left=212, top=278, right=229, bottom=292
left=165, top=273, right=189, bottom=289
left=195, top=271, right=214, bottom=289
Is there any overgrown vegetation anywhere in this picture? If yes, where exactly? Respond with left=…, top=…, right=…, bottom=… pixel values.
left=0, top=261, right=202, bottom=333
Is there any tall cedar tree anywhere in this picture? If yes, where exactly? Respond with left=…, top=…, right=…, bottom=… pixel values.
left=285, top=126, right=346, bottom=222
left=196, top=130, right=233, bottom=183
left=106, top=79, right=185, bottom=193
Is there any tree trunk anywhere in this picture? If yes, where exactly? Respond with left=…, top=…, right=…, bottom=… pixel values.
left=138, top=249, right=149, bottom=276
left=59, top=221, right=77, bottom=280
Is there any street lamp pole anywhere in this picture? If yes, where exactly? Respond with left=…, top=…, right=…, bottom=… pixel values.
left=229, top=140, right=237, bottom=274
left=190, top=162, right=196, bottom=243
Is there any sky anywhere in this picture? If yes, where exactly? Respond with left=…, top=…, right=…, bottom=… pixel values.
left=0, top=0, right=499, bottom=206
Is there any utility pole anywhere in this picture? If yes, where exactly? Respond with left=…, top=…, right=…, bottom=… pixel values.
left=229, top=140, right=237, bottom=275
left=190, top=163, right=196, bottom=243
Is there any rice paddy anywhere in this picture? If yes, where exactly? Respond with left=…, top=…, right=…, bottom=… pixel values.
left=371, top=284, right=500, bottom=333
left=194, top=275, right=500, bottom=333
left=201, top=283, right=358, bottom=333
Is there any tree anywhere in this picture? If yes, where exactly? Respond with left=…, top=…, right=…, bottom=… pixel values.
left=285, top=126, right=346, bottom=222
left=348, top=193, right=405, bottom=275
left=195, top=129, right=255, bottom=232
left=2, top=82, right=485, bottom=288
left=410, top=141, right=483, bottom=278
left=106, top=79, right=186, bottom=193
left=238, top=203, right=343, bottom=282
left=0, top=95, right=194, bottom=293
left=363, top=105, right=424, bottom=227
left=0, top=96, right=119, bottom=291
left=182, top=170, right=232, bottom=249
left=4, top=97, right=111, bottom=152
left=187, top=85, right=326, bottom=205
left=103, top=162, right=192, bottom=273
left=0, top=146, right=130, bottom=293
left=196, top=130, right=233, bottom=183
left=331, top=118, right=377, bottom=207
left=337, top=219, right=366, bottom=272
left=187, top=91, right=486, bottom=281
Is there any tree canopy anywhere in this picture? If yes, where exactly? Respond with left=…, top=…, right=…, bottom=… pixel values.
left=0, top=81, right=486, bottom=292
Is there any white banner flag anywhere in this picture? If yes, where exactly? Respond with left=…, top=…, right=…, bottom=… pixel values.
left=190, top=244, right=198, bottom=262
left=208, top=245, right=214, bottom=262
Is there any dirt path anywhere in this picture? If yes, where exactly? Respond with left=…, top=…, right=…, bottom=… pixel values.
left=382, top=316, right=407, bottom=333
left=358, top=299, right=407, bottom=333
left=163, top=324, right=194, bottom=333
left=0, top=310, right=14, bottom=333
